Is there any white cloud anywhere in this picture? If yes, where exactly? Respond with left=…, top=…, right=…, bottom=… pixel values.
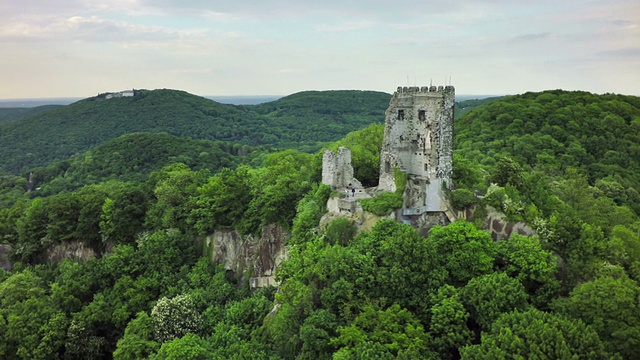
left=0, top=0, right=639, bottom=97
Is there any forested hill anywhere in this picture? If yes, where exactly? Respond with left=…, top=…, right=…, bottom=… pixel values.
left=455, top=90, right=640, bottom=212
left=0, top=105, right=62, bottom=124
left=2, top=89, right=640, bottom=359
left=0, top=89, right=391, bottom=174
left=23, top=132, right=257, bottom=197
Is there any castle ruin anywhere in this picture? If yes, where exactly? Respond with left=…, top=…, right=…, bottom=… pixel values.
left=378, top=85, right=455, bottom=190
left=322, top=147, right=362, bottom=190
left=378, top=85, right=456, bottom=226
left=321, top=85, right=456, bottom=232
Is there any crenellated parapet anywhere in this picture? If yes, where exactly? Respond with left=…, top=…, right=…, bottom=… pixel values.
left=395, top=85, right=455, bottom=94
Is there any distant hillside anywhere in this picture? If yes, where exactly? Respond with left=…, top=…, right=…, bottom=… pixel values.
left=0, top=105, right=62, bottom=124
left=0, top=89, right=391, bottom=174
left=247, top=90, right=391, bottom=150
left=454, top=96, right=506, bottom=119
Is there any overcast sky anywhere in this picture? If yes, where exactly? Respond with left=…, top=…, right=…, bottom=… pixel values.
left=1, top=0, right=638, bottom=98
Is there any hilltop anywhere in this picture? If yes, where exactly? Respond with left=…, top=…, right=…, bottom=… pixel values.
left=0, top=89, right=391, bottom=174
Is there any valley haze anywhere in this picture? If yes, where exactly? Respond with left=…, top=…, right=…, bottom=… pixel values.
left=0, top=93, right=500, bottom=108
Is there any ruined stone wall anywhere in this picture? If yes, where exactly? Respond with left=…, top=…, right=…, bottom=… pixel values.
left=379, top=85, right=455, bottom=191
left=322, top=146, right=362, bottom=189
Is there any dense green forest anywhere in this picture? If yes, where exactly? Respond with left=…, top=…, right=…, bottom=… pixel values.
left=0, top=105, right=61, bottom=124
left=0, top=90, right=390, bottom=174
left=0, top=89, right=639, bottom=359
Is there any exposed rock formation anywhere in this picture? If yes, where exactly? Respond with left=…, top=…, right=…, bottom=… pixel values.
left=203, top=224, right=288, bottom=288
left=484, top=207, right=535, bottom=240
left=44, top=241, right=97, bottom=263
left=0, top=244, right=12, bottom=271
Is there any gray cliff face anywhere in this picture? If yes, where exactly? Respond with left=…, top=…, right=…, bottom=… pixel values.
left=203, top=224, right=288, bottom=288
left=45, top=241, right=97, bottom=263
left=0, top=244, right=12, bottom=271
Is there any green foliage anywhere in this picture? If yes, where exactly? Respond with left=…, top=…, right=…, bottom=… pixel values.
left=428, top=286, right=473, bottom=359
left=324, top=218, right=356, bottom=246
left=29, top=132, right=245, bottom=194
left=299, top=309, right=338, bottom=360
left=325, top=123, right=384, bottom=186
left=145, top=163, right=206, bottom=232
left=224, top=293, right=272, bottom=331
left=0, top=105, right=62, bottom=124
left=553, top=275, right=640, bottom=359
left=288, top=184, right=331, bottom=245
left=0, top=269, right=68, bottom=360
left=113, top=312, right=159, bottom=360
left=456, top=90, right=640, bottom=216
left=360, top=192, right=403, bottom=216
left=332, top=304, right=437, bottom=360
left=451, top=188, right=477, bottom=209
left=452, top=152, right=485, bottom=190
left=460, top=308, right=614, bottom=359
left=486, top=156, right=525, bottom=190
left=152, top=333, right=212, bottom=360
left=98, top=181, right=150, bottom=246
left=0, top=89, right=390, bottom=174
left=360, top=168, right=406, bottom=216
left=496, top=234, right=560, bottom=307
left=190, top=165, right=255, bottom=234
left=460, top=272, right=529, bottom=330
left=393, top=167, right=408, bottom=194
left=426, top=221, right=497, bottom=286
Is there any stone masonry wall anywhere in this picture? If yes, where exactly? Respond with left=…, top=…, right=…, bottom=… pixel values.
left=379, top=85, right=455, bottom=191
left=322, top=146, right=362, bottom=189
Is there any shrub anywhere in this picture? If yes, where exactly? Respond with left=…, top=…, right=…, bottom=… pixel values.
left=324, top=218, right=356, bottom=246
left=451, top=188, right=477, bottom=209
left=360, top=192, right=403, bottom=216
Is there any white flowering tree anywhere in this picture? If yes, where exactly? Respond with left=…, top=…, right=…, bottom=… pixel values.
left=151, top=294, right=203, bottom=343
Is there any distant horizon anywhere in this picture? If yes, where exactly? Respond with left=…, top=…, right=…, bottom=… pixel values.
left=0, top=92, right=509, bottom=108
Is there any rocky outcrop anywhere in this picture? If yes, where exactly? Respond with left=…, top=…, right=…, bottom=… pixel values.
left=44, top=241, right=97, bottom=263
left=0, top=244, right=12, bottom=271
left=484, top=207, right=535, bottom=240
left=203, top=224, right=288, bottom=288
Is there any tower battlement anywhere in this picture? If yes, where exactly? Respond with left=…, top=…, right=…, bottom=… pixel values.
left=395, top=85, right=455, bottom=94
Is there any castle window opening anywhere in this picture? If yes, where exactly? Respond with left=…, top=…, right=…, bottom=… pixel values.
left=398, top=109, right=405, bottom=120
left=418, top=110, right=426, bottom=121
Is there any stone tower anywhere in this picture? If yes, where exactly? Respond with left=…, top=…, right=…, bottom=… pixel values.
left=322, top=147, right=362, bottom=190
left=379, top=85, right=455, bottom=190
left=378, top=85, right=455, bottom=222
